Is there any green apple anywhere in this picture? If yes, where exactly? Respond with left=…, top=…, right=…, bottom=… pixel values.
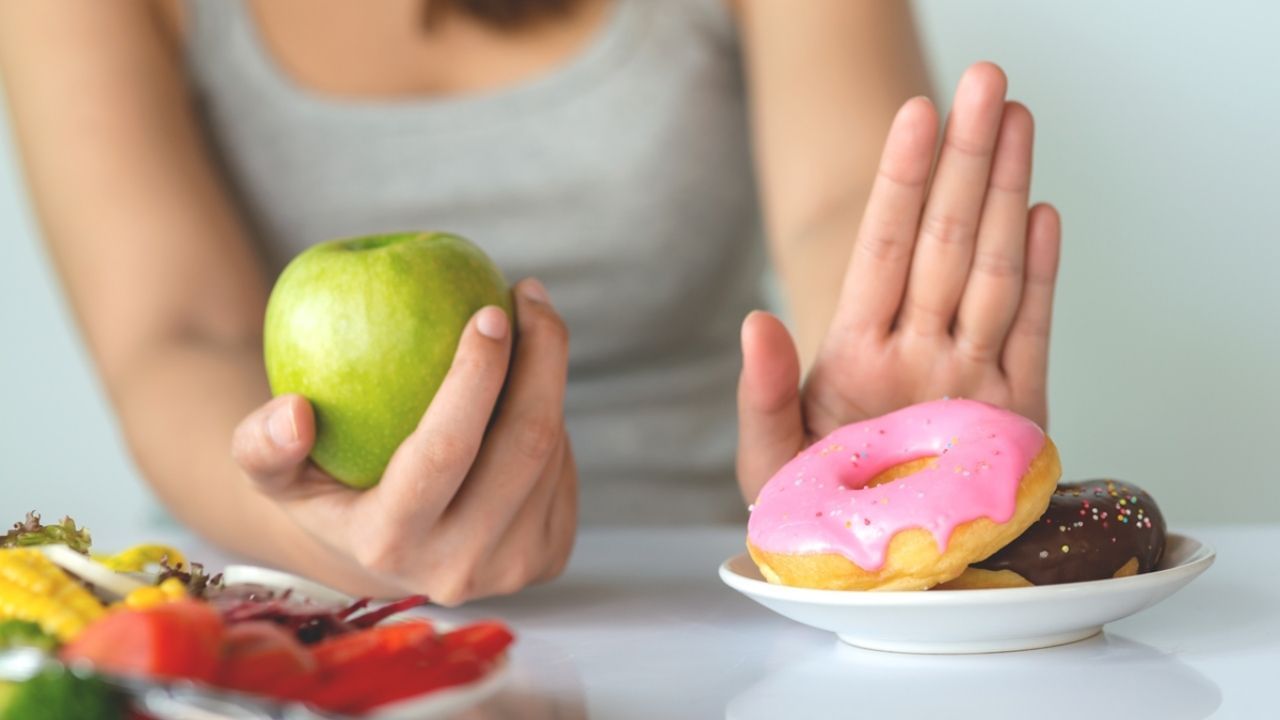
left=263, top=231, right=512, bottom=489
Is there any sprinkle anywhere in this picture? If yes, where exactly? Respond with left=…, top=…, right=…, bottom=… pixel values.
left=814, top=511, right=823, bottom=518
left=863, top=518, right=871, bottom=526
left=845, top=520, right=852, bottom=529
left=1038, top=550, right=1049, bottom=559
left=1061, top=545, right=1070, bottom=553
left=747, top=504, right=755, bottom=512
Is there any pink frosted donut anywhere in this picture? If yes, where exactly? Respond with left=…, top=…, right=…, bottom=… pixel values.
left=746, top=398, right=1060, bottom=591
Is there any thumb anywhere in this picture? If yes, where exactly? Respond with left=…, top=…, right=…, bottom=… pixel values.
left=232, top=393, right=316, bottom=494
left=737, top=311, right=805, bottom=502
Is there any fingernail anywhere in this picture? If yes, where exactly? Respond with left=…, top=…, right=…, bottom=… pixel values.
left=521, top=278, right=550, bottom=303
left=268, top=403, right=298, bottom=447
left=476, top=306, right=509, bottom=340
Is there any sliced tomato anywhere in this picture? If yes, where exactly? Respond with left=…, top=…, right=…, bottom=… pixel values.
left=61, top=600, right=223, bottom=682
left=217, top=621, right=317, bottom=697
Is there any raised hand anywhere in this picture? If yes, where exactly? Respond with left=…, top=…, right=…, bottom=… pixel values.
left=232, top=279, right=577, bottom=605
left=738, top=63, right=1061, bottom=500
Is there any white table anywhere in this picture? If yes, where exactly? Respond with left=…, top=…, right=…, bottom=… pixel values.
left=98, top=519, right=1275, bottom=719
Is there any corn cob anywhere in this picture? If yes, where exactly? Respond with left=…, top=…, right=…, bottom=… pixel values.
left=0, top=548, right=104, bottom=641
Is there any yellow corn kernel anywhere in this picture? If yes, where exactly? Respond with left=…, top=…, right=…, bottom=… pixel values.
left=0, top=548, right=104, bottom=641
left=123, top=586, right=167, bottom=609
left=158, top=577, right=188, bottom=600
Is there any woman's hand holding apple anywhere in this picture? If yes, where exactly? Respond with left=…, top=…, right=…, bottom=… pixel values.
left=232, top=279, right=577, bottom=606
left=736, top=63, right=1062, bottom=501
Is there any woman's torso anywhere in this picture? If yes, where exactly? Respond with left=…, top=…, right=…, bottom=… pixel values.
left=177, top=0, right=765, bottom=524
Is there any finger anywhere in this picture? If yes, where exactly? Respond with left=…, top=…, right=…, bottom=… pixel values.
left=1003, top=203, right=1061, bottom=408
left=445, top=278, right=570, bottom=541
left=231, top=394, right=315, bottom=494
left=901, top=62, right=1009, bottom=335
left=475, top=436, right=568, bottom=596
left=955, top=101, right=1035, bottom=361
left=371, top=304, right=513, bottom=523
left=737, top=311, right=805, bottom=502
left=828, top=96, right=938, bottom=337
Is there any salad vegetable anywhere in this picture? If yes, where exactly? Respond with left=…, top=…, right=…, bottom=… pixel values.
left=94, top=544, right=188, bottom=573
left=1, top=513, right=92, bottom=555
left=0, top=620, right=57, bottom=652
left=0, top=548, right=105, bottom=640
left=0, top=667, right=124, bottom=720
left=61, top=600, right=224, bottom=683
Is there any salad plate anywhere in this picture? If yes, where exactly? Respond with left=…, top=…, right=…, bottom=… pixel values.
left=719, top=532, right=1214, bottom=653
left=1, top=513, right=513, bottom=718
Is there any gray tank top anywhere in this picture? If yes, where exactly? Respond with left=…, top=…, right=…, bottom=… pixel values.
left=184, top=0, right=765, bottom=524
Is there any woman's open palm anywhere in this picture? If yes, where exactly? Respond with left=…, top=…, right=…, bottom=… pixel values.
left=738, top=63, right=1062, bottom=499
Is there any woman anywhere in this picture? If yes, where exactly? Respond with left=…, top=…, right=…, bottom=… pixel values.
left=0, top=0, right=1058, bottom=604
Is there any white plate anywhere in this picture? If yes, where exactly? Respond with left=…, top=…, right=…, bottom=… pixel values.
left=719, top=532, right=1214, bottom=654
left=217, top=565, right=509, bottom=719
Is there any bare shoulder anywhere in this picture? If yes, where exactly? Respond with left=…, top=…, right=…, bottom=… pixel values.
left=0, top=0, right=184, bottom=73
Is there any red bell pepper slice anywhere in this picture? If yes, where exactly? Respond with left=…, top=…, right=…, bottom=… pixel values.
left=61, top=600, right=224, bottom=683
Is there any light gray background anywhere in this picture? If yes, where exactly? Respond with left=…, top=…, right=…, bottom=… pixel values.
left=2, top=1, right=1277, bottom=526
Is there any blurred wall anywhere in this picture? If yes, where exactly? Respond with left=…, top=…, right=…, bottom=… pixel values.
left=1, top=1, right=1276, bottom=525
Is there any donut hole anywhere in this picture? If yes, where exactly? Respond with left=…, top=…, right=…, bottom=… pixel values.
left=864, top=456, right=938, bottom=489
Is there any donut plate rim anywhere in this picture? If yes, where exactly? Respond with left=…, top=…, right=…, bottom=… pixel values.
left=718, top=532, right=1214, bottom=653
left=720, top=532, right=1212, bottom=606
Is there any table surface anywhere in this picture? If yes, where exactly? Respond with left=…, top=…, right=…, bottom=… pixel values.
left=96, top=518, right=1275, bottom=720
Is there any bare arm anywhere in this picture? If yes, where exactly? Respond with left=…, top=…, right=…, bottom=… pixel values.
left=735, top=0, right=930, bottom=366
left=0, top=0, right=575, bottom=603
left=0, top=0, right=372, bottom=585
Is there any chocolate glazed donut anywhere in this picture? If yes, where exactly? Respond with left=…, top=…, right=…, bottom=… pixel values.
left=939, top=480, right=1167, bottom=588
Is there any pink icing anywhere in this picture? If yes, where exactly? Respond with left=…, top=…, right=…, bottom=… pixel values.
left=746, top=398, right=1045, bottom=572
